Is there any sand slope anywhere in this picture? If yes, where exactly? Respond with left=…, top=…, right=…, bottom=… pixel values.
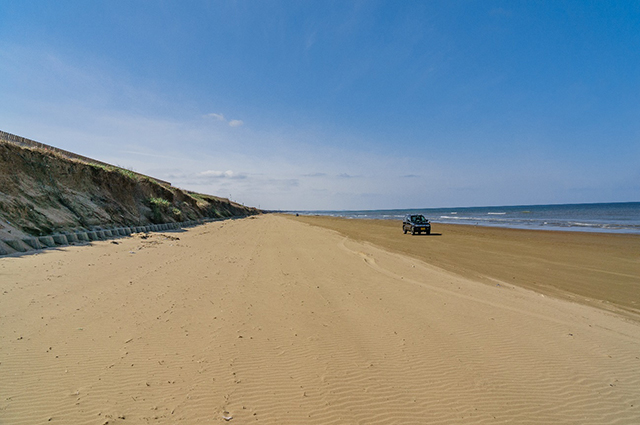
left=1, top=215, right=639, bottom=424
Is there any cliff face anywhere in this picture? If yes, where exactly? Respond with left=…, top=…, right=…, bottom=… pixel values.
left=0, top=141, right=260, bottom=238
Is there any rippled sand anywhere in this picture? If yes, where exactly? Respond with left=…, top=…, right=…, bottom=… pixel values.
left=1, top=215, right=639, bottom=424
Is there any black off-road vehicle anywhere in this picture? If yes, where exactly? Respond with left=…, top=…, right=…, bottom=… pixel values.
left=403, top=214, right=431, bottom=235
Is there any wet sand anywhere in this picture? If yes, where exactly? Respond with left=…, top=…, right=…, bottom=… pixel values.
left=292, top=215, right=640, bottom=318
left=1, top=214, right=639, bottom=424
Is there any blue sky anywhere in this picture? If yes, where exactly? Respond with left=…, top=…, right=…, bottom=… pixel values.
left=1, top=1, right=638, bottom=210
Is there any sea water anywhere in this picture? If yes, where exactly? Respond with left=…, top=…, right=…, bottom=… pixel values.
left=293, top=202, right=640, bottom=234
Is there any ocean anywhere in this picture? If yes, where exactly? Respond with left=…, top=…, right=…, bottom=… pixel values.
left=293, top=202, right=640, bottom=234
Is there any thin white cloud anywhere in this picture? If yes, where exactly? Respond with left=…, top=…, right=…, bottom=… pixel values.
left=207, top=113, right=243, bottom=127
left=489, top=7, right=512, bottom=17
left=198, top=170, right=247, bottom=179
left=305, top=30, right=318, bottom=51
left=208, top=113, right=225, bottom=121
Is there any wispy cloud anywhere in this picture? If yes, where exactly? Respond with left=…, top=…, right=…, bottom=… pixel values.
left=337, top=173, right=358, bottom=178
left=198, top=170, right=247, bottom=180
left=208, top=113, right=225, bottom=121
left=489, top=7, right=512, bottom=17
left=207, top=113, right=244, bottom=127
left=305, top=30, right=318, bottom=51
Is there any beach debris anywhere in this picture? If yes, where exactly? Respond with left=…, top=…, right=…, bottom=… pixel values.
left=222, top=411, right=233, bottom=421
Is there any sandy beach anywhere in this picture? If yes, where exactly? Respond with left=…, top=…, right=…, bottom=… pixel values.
left=1, top=214, right=639, bottom=424
left=292, top=215, right=640, bottom=318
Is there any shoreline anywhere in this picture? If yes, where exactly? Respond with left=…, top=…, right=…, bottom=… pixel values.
left=289, top=214, right=640, bottom=320
left=288, top=201, right=640, bottom=235
left=295, top=214, right=640, bottom=235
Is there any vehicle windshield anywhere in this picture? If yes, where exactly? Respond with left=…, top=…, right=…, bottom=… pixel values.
left=411, top=215, right=428, bottom=223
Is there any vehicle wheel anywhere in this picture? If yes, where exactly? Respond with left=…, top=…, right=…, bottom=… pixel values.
left=427, top=229, right=431, bottom=235
left=403, top=228, right=407, bottom=234
left=411, top=228, right=416, bottom=235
